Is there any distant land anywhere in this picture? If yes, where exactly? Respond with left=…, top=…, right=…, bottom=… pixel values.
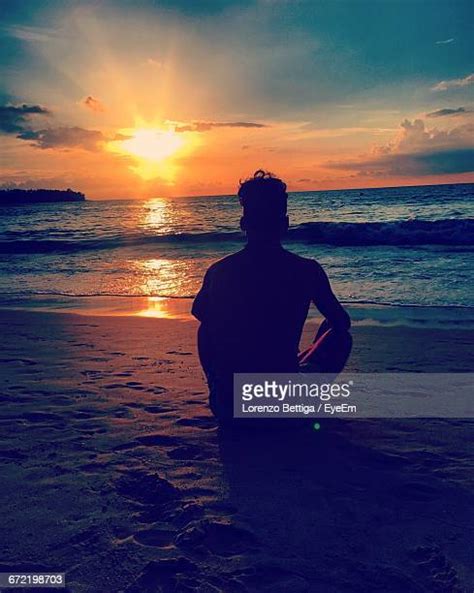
left=0, top=189, right=86, bottom=205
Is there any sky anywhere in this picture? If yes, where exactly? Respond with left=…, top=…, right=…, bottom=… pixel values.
left=0, top=0, right=473, bottom=199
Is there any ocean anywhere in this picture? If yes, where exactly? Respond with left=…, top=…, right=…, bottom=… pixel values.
left=1, top=182, right=473, bottom=317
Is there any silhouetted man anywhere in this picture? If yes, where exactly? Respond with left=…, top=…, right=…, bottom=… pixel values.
left=192, top=170, right=351, bottom=421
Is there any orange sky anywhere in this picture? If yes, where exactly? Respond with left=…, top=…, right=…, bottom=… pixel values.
left=1, top=1, right=473, bottom=198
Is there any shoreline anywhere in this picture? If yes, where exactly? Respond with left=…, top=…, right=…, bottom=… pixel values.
left=0, top=294, right=473, bottom=329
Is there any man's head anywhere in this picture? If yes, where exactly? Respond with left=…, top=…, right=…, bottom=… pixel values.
left=238, top=170, right=288, bottom=242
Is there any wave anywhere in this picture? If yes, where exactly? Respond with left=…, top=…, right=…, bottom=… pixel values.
left=290, top=218, right=474, bottom=246
left=1, top=218, right=473, bottom=253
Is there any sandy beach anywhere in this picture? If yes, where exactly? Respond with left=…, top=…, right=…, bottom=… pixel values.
left=2, top=0, right=473, bottom=590
left=0, top=307, right=473, bottom=593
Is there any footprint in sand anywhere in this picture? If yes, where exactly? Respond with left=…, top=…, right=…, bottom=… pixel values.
left=115, top=470, right=178, bottom=505
left=145, top=386, right=167, bottom=395
left=165, top=502, right=205, bottom=528
left=123, top=557, right=197, bottom=593
left=133, top=528, right=176, bottom=548
left=72, top=409, right=105, bottom=419
left=0, top=358, right=37, bottom=366
left=143, top=405, right=173, bottom=414
left=207, top=501, right=239, bottom=515
left=176, top=519, right=259, bottom=557
left=113, top=442, right=140, bottom=452
left=0, top=449, right=27, bottom=461
left=80, top=462, right=110, bottom=473
left=167, top=445, right=211, bottom=461
left=22, top=411, right=63, bottom=423
left=233, top=563, right=310, bottom=593
left=135, top=434, right=180, bottom=447
left=394, top=481, right=438, bottom=502
left=64, top=527, right=99, bottom=547
left=411, top=545, right=463, bottom=592
left=175, top=417, right=217, bottom=430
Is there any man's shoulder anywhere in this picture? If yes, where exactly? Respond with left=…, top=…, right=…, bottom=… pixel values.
left=205, top=247, right=323, bottom=276
left=281, top=248, right=322, bottom=272
left=205, top=250, right=247, bottom=274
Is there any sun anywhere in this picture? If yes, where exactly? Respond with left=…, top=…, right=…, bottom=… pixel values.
left=120, top=129, right=183, bottom=162
left=108, top=126, right=193, bottom=181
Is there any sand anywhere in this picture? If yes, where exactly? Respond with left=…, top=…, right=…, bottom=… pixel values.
left=0, top=308, right=473, bottom=593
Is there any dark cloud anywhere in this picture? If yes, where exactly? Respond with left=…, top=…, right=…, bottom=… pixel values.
left=426, top=107, right=471, bottom=118
left=0, top=103, right=50, bottom=133
left=328, top=149, right=474, bottom=177
left=0, top=100, right=123, bottom=151
left=174, top=121, right=267, bottom=132
left=81, top=96, right=106, bottom=113
left=17, top=126, right=106, bottom=151
left=326, top=119, right=474, bottom=176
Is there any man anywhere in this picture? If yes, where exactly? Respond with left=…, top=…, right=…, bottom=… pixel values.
left=192, top=170, right=352, bottom=421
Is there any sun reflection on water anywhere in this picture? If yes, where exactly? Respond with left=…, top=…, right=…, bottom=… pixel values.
left=136, top=258, right=194, bottom=296
left=134, top=296, right=192, bottom=319
left=141, top=198, right=174, bottom=232
left=121, top=199, right=209, bottom=308
left=135, top=296, right=173, bottom=318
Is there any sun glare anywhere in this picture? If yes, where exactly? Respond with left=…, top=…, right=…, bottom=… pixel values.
left=108, top=126, right=193, bottom=181
left=121, top=129, right=183, bottom=162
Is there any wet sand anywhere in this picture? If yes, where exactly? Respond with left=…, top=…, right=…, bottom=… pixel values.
left=0, top=308, right=473, bottom=592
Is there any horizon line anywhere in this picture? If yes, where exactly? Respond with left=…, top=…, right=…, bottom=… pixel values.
left=85, top=179, right=474, bottom=201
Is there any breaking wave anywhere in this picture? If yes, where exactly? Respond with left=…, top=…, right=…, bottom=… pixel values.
left=1, top=218, right=472, bottom=254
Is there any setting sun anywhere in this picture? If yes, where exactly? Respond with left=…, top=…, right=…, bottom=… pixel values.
left=108, top=127, right=192, bottom=181
left=120, top=129, right=183, bottom=162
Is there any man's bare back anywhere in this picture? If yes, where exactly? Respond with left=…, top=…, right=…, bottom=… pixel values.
left=192, top=170, right=351, bottom=421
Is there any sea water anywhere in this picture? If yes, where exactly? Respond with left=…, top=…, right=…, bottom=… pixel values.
left=0, top=183, right=472, bottom=319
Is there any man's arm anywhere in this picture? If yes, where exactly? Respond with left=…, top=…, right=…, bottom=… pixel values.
left=192, top=269, right=215, bottom=376
left=196, top=323, right=214, bottom=377
left=311, top=262, right=351, bottom=332
left=191, top=269, right=211, bottom=323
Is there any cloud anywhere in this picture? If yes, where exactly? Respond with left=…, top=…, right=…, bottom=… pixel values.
left=3, top=25, right=59, bottom=43
left=173, top=121, right=267, bottom=132
left=81, top=96, right=106, bottom=113
left=325, top=118, right=474, bottom=176
left=426, top=107, right=471, bottom=118
left=435, top=38, right=454, bottom=45
left=432, top=73, right=474, bottom=91
left=0, top=103, right=50, bottom=133
left=329, top=149, right=474, bottom=177
left=17, top=126, right=107, bottom=151
left=0, top=101, right=121, bottom=151
left=146, top=58, right=165, bottom=68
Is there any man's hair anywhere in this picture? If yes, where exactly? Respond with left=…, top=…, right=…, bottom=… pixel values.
left=238, top=170, right=288, bottom=225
